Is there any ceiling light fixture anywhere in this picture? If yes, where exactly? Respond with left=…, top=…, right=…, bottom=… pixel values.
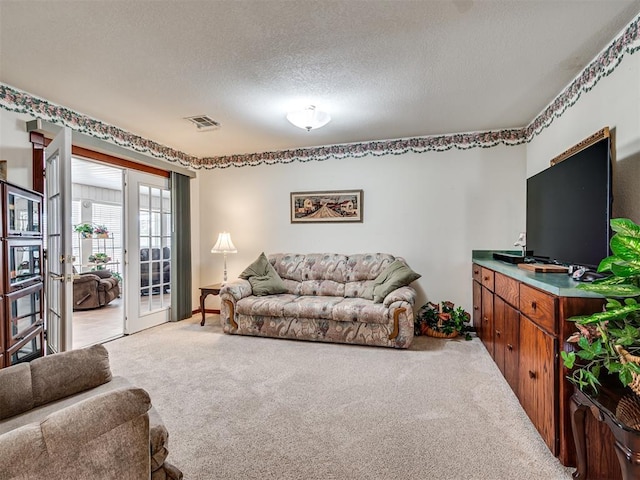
left=286, top=105, right=331, bottom=132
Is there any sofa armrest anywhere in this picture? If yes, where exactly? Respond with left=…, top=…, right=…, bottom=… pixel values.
left=382, top=286, right=417, bottom=307
left=220, top=278, right=252, bottom=302
left=0, top=387, right=151, bottom=478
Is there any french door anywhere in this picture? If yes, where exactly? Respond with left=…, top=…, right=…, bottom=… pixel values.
left=125, top=170, right=172, bottom=333
left=44, top=127, right=73, bottom=353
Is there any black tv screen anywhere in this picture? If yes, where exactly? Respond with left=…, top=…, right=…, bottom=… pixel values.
left=526, top=136, right=612, bottom=269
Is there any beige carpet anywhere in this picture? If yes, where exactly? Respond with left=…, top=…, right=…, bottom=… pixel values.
left=105, top=316, right=574, bottom=480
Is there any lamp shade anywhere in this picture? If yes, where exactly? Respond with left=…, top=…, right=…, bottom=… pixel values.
left=286, top=105, right=331, bottom=131
left=211, top=232, right=237, bottom=253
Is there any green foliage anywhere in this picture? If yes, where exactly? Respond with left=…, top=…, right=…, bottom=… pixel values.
left=415, top=301, right=473, bottom=341
left=564, top=218, right=640, bottom=393
left=73, top=223, right=94, bottom=235
left=88, top=252, right=111, bottom=264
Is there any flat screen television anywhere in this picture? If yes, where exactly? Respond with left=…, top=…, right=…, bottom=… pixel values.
left=526, top=136, right=612, bottom=269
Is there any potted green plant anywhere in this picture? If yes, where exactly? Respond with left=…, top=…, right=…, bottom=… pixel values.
left=415, top=301, right=473, bottom=340
left=88, top=252, right=111, bottom=271
left=562, top=218, right=640, bottom=393
left=74, top=223, right=94, bottom=238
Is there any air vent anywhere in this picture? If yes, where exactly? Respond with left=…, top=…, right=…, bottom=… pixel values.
left=185, top=115, right=221, bottom=131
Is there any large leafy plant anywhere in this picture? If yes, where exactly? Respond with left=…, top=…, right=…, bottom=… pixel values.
left=561, top=218, right=640, bottom=392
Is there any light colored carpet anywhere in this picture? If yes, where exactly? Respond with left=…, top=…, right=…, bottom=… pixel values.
left=105, top=316, right=574, bottom=480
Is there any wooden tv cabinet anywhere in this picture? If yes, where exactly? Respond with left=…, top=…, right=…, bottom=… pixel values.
left=472, top=251, right=605, bottom=467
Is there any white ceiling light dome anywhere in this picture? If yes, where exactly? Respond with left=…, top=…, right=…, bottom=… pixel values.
left=286, top=105, right=331, bottom=131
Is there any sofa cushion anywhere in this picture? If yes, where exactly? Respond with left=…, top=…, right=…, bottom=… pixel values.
left=236, top=294, right=298, bottom=317
left=282, top=296, right=344, bottom=320
left=344, top=280, right=374, bottom=298
left=30, top=344, right=112, bottom=407
left=0, top=375, right=129, bottom=435
left=0, top=363, right=34, bottom=420
left=331, top=297, right=391, bottom=324
left=345, top=253, right=397, bottom=281
left=299, top=279, right=345, bottom=297
left=364, top=259, right=421, bottom=303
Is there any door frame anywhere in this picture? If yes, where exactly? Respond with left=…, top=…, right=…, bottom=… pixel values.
left=43, top=127, right=73, bottom=353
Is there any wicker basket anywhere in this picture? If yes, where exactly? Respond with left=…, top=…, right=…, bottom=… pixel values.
left=616, top=345, right=640, bottom=396
left=424, top=326, right=459, bottom=339
left=616, top=392, right=640, bottom=429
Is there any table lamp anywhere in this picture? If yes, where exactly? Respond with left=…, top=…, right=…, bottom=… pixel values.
left=211, top=232, right=237, bottom=282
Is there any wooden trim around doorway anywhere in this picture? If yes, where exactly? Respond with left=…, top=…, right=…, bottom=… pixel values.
left=29, top=132, right=170, bottom=195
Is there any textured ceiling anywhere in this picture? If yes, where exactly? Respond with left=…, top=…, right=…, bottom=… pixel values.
left=1, top=0, right=640, bottom=159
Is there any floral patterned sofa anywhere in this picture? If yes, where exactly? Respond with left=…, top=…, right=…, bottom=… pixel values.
left=219, top=253, right=419, bottom=348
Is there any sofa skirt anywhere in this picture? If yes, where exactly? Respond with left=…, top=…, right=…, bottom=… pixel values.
left=223, top=313, right=413, bottom=349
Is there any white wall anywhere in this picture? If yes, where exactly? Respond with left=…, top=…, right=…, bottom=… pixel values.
left=0, top=109, right=33, bottom=188
left=526, top=52, right=640, bottom=222
left=198, top=145, right=527, bottom=312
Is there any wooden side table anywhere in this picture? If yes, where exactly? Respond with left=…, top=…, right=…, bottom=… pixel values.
left=199, top=283, right=222, bottom=326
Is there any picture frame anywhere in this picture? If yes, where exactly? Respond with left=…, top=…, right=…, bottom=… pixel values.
left=290, top=190, right=363, bottom=223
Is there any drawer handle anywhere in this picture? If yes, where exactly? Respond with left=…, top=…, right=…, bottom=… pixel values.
left=507, top=344, right=513, bottom=351
left=531, top=301, right=537, bottom=310
left=496, top=330, right=501, bottom=337
left=16, top=336, right=24, bottom=341
left=474, top=269, right=479, bottom=275
left=528, top=370, right=537, bottom=379
left=484, top=276, right=490, bottom=281
left=474, top=306, right=479, bottom=311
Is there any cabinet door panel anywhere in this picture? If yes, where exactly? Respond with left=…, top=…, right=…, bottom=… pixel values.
left=473, top=281, right=482, bottom=337
left=519, top=315, right=557, bottom=453
left=481, top=287, right=494, bottom=357
left=494, top=296, right=506, bottom=373
left=503, top=303, right=520, bottom=394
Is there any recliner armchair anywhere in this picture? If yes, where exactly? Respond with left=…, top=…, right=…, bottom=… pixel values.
left=140, top=247, right=170, bottom=295
left=73, top=269, right=120, bottom=310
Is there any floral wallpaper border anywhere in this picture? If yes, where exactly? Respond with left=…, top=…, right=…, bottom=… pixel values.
left=0, top=14, right=638, bottom=170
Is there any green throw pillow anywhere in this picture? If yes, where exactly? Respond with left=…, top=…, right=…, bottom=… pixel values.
left=239, top=252, right=270, bottom=279
left=240, top=252, right=287, bottom=296
left=365, top=259, right=421, bottom=303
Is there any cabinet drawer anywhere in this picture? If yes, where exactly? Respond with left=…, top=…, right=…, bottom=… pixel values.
left=520, top=284, right=557, bottom=334
left=472, top=263, right=482, bottom=283
left=481, top=267, right=494, bottom=291
left=495, top=272, right=519, bottom=307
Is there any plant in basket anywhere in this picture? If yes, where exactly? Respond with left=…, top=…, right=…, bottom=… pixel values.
left=561, top=218, right=640, bottom=394
left=94, top=225, right=109, bottom=237
left=415, top=301, right=473, bottom=340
